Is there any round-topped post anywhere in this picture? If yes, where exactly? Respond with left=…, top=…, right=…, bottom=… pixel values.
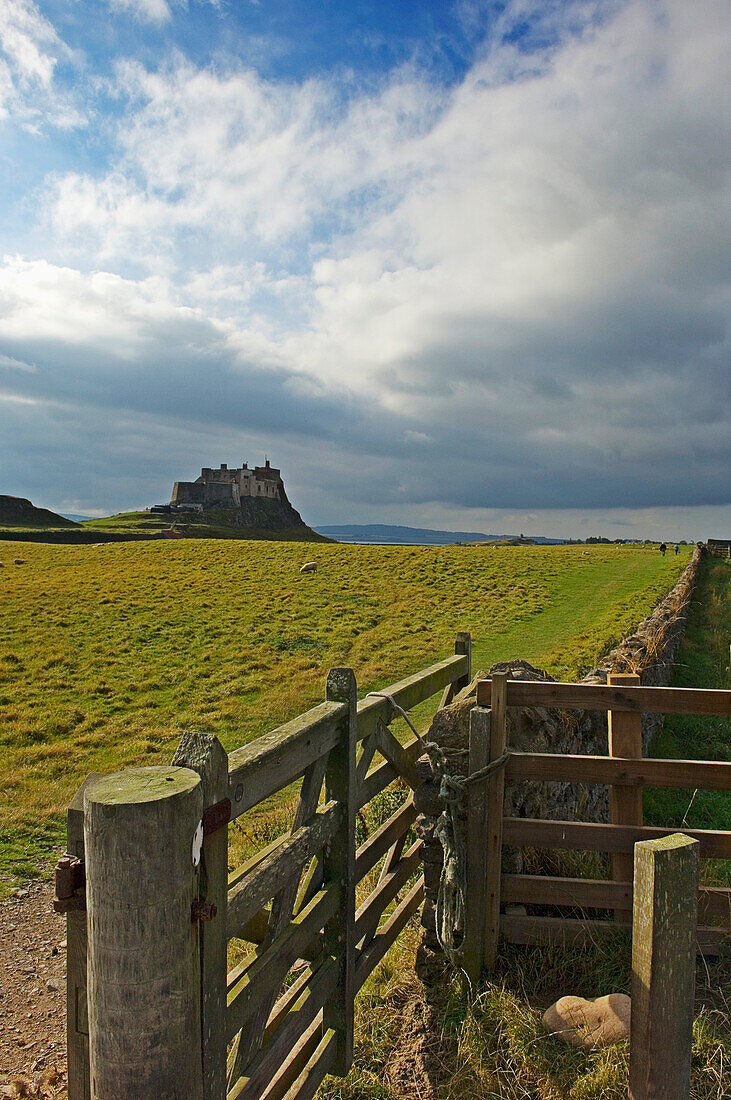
left=84, top=766, right=204, bottom=1100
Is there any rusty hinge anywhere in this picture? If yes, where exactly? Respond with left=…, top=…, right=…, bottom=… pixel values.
left=53, top=855, right=85, bottom=914
left=191, top=899, right=218, bottom=922
left=202, top=797, right=231, bottom=837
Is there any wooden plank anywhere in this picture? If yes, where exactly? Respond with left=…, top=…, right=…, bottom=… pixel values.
left=500, top=875, right=730, bottom=925
left=355, top=879, right=424, bottom=991
left=277, top=1028, right=337, bottom=1100
left=172, top=732, right=230, bottom=1100
left=505, top=752, right=731, bottom=790
left=226, top=884, right=339, bottom=1042
left=630, top=834, right=700, bottom=1098
left=227, top=701, right=345, bottom=819
left=227, top=752, right=331, bottom=1085
left=251, top=1014, right=323, bottom=1100
left=322, top=668, right=358, bottom=1077
left=502, top=818, right=731, bottom=859
left=227, top=957, right=338, bottom=1100
left=356, top=732, right=424, bottom=811
left=65, top=774, right=100, bottom=1100
left=608, top=672, right=643, bottom=922
left=476, top=679, right=731, bottom=716
left=355, top=732, right=378, bottom=788
left=354, top=840, right=423, bottom=944
left=356, top=653, right=469, bottom=743
left=227, top=802, right=341, bottom=939
left=484, top=671, right=508, bottom=972
left=373, top=721, right=423, bottom=788
left=462, top=706, right=491, bottom=984
left=500, top=913, right=724, bottom=955
left=501, top=874, right=634, bottom=910
left=354, top=798, right=417, bottom=882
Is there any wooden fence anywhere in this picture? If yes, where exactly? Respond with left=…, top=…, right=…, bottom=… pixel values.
left=61, top=635, right=472, bottom=1100
left=462, top=673, right=731, bottom=981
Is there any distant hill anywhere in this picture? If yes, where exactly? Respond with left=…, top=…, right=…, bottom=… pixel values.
left=82, top=500, right=329, bottom=543
left=0, top=495, right=79, bottom=529
left=313, top=523, right=567, bottom=546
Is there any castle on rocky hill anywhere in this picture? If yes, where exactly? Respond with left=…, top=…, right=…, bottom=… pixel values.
left=169, top=460, right=289, bottom=510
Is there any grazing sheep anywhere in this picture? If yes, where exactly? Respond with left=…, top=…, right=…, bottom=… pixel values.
left=14, top=558, right=25, bottom=565
left=299, top=561, right=317, bottom=574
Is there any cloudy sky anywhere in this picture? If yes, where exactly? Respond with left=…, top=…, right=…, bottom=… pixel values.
left=0, top=0, right=729, bottom=539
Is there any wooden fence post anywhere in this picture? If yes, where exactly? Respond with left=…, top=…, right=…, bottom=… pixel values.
left=630, top=833, right=699, bottom=1100
left=172, top=732, right=229, bottom=1099
left=323, top=668, right=357, bottom=1076
left=607, top=671, right=642, bottom=923
left=483, top=670, right=508, bottom=972
left=439, top=632, right=472, bottom=709
left=84, top=766, right=204, bottom=1100
left=463, top=705, right=491, bottom=984
left=65, top=774, right=101, bottom=1100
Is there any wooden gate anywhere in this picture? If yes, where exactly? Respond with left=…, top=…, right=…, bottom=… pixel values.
left=462, top=673, right=731, bottom=980
left=61, top=636, right=471, bottom=1099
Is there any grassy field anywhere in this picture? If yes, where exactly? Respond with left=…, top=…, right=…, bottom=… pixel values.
left=0, top=540, right=687, bottom=884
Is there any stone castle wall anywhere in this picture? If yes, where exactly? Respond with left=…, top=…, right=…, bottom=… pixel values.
left=415, top=546, right=703, bottom=952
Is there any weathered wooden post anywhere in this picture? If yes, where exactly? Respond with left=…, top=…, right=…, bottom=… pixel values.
left=172, top=732, right=229, bottom=1099
left=439, top=632, right=472, bottom=708
left=607, top=671, right=642, bottom=923
left=323, top=668, right=358, bottom=1075
left=630, top=832, right=700, bottom=1100
left=84, top=766, right=204, bottom=1100
left=62, top=773, right=101, bottom=1100
left=483, top=669, right=508, bottom=972
left=463, top=705, right=491, bottom=983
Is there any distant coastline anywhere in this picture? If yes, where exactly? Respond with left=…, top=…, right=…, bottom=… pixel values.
left=313, top=524, right=566, bottom=546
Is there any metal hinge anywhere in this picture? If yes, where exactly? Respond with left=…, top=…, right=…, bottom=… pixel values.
left=53, top=855, right=86, bottom=914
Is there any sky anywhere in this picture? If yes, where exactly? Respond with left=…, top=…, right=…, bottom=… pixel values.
left=0, top=0, right=729, bottom=541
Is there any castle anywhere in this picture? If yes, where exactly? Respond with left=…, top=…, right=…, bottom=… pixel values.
left=163, top=460, right=289, bottom=511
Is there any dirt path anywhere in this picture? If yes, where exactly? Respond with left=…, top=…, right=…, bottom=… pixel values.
left=0, top=881, right=67, bottom=1097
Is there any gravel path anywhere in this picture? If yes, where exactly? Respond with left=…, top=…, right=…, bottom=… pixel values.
left=0, top=881, right=67, bottom=1097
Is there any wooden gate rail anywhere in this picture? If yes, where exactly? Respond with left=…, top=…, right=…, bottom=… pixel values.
left=502, top=818, right=731, bottom=858
left=464, top=676, right=730, bottom=980
left=475, top=678, right=729, bottom=714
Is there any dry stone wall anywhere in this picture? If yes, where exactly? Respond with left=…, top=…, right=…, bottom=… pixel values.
left=416, top=547, right=703, bottom=952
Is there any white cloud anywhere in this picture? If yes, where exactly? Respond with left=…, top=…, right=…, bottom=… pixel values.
left=107, top=0, right=172, bottom=24
left=0, top=351, right=35, bottom=372
left=0, top=0, right=84, bottom=129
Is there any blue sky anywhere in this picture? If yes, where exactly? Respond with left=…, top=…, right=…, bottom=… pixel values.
left=0, top=0, right=729, bottom=539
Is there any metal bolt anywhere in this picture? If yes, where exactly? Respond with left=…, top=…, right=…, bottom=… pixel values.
left=191, top=899, right=218, bottom=923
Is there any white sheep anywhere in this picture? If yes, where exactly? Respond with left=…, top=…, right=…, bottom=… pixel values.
left=299, top=561, right=317, bottom=574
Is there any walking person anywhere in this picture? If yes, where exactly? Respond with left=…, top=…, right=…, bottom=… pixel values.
left=674, top=544, right=680, bottom=554
left=660, top=542, right=667, bottom=556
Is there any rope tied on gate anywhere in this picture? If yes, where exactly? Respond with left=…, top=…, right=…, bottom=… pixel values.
left=364, top=691, right=510, bottom=967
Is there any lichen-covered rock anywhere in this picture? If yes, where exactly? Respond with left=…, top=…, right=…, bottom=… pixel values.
left=542, top=994, right=631, bottom=1048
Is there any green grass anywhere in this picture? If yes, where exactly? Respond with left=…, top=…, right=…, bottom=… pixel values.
left=644, top=556, right=731, bottom=848
left=0, top=540, right=686, bottom=885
